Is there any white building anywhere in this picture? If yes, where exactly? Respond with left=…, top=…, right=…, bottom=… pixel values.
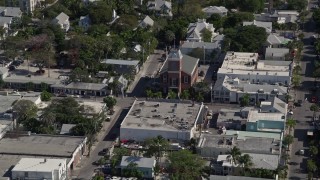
left=12, top=158, right=67, bottom=180
left=120, top=100, right=206, bottom=141
left=186, top=19, right=217, bottom=42
left=52, top=12, right=70, bottom=32
left=217, top=52, right=292, bottom=85
left=202, top=6, right=228, bottom=17
left=213, top=75, right=288, bottom=103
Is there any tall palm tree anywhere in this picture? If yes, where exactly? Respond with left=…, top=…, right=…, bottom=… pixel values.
left=286, top=118, right=296, bottom=134
left=227, top=147, right=241, bottom=165
left=238, top=154, right=253, bottom=174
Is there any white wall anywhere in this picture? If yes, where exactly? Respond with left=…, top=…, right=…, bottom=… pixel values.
left=120, top=127, right=191, bottom=141
left=217, top=73, right=290, bottom=84
left=12, top=171, right=53, bottom=180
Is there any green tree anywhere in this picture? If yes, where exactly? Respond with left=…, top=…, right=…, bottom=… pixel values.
left=287, top=0, right=308, bottom=11
left=238, top=154, right=253, bottom=174
left=168, top=150, right=205, bottom=180
left=292, top=74, right=301, bottom=88
left=40, top=90, right=52, bottom=101
left=195, top=92, right=204, bottom=102
left=111, top=147, right=131, bottom=167
left=227, top=146, right=242, bottom=165
left=88, top=1, right=113, bottom=24
left=180, top=90, right=190, bottom=100
left=168, top=89, right=177, bottom=99
left=103, top=96, right=117, bottom=110
left=310, top=104, right=319, bottom=118
left=307, top=159, right=317, bottom=179
left=122, top=162, right=143, bottom=178
left=309, top=146, right=318, bottom=157
left=201, top=29, right=212, bottom=42
left=207, top=14, right=223, bottom=29
left=146, top=89, right=153, bottom=98
left=13, top=100, right=38, bottom=123
left=286, top=118, right=296, bottom=134
left=283, top=135, right=294, bottom=149
left=145, top=135, right=169, bottom=161
left=240, top=94, right=250, bottom=107
left=226, top=25, right=267, bottom=52
left=239, top=0, right=264, bottom=13
left=164, top=30, right=175, bottom=45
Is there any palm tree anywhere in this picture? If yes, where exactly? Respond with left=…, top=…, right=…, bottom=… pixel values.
left=238, top=154, right=253, bottom=174
left=286, top=118, right=296, bottom=134
left=227, top=147, right=241, bottom=165
left=310, top=104, right=319, bottom=118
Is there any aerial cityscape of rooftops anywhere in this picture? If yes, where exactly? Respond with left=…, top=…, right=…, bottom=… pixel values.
left=0, top=0, right=318, bottom=179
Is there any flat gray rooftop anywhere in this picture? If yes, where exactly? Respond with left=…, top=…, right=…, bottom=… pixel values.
left=0, top=135, right=86, bottom=157
left=199, top=134, right=280, bottom=154
left=121, top=100, right=204, bottom=131
left=4, top=65, right=70, bottom=85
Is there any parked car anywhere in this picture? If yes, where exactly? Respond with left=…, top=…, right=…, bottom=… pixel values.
left=8, top=65, right=16, bottom=71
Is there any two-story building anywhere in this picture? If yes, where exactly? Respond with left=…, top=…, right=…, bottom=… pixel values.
left=217, top=52, right=292, bottom=85
left=213, top=75, right=288, bottom=104
left=159, top=49, right=199, bottom=94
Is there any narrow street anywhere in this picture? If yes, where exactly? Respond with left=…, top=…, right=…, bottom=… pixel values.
left=288, top=1, right=318, bottom=178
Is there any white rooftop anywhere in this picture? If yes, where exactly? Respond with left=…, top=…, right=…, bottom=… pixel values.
left=121, top=100, right=204, bottom=131
left=12, top=158, right=66, bottom=172
left=248, top=110, right=285, bottom=122
left=218, top=52, right=291, bottom=77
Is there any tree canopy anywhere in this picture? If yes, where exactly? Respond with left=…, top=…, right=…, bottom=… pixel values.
left=168, top=150, right=205, bottom=179
left=225, top=25, right=267, bottom=52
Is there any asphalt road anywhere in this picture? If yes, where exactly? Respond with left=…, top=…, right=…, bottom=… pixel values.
left=74, top=98, right=134, bottom=179
left=127, top=50, right=164, bottom=97
left=288, top=2, right=319, bottom=179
